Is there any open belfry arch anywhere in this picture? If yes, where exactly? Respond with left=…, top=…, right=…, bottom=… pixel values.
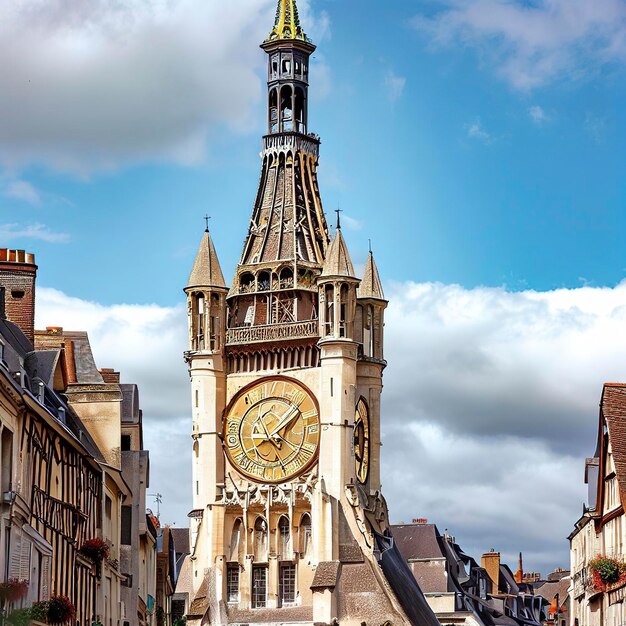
left=183, top=2, right=438, bottom=625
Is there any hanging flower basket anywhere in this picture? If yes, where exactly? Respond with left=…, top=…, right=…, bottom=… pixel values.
left=46, top=595, right=75, bottom=625
left=0, top=579, right=29, bottom=603
left=79, top=538, right=110, bottom=563
left=590, top=555, right=626, bottom=591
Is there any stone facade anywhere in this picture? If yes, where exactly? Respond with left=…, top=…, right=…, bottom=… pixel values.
left=182, top=3, right=439, bottom=626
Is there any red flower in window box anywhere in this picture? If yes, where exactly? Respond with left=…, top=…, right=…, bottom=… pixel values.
left=46, top=595, right=75, bottom=625
left=0, top=579, right=29, bottom=603
left=79, top=538, right=110, bottom=563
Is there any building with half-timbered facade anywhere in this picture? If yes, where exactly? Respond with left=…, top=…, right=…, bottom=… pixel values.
left=0, top=248, right=158, bottom=626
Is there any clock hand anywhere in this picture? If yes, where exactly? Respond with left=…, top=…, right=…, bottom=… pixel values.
left=268, top=404, right=301, bottom=438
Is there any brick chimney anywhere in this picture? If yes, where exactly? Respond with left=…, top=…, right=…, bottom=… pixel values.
left=0, top=249, right=38, bottom=344
left=482, top=549, right=501, bottom=593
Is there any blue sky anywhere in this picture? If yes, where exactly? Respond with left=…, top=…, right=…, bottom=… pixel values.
left=4, top=0, right=625, bottom=303
left=4, top=0, right=626, bottom=574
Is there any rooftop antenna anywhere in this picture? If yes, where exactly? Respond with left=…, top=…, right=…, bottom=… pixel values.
left=148, top=493, right=163, bottom=519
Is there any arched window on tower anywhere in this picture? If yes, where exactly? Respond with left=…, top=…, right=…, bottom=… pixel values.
left=281, top=54, right=292, bottom=77
left=258, top=271, right=271, bottom=292
left=339, top=284, right=350, bottom=338
left=363, top=304, right=373, bottom=357
left=324, top=285, right=334, bottom=337
left=295, top=87, right=306, bottom=134
left=280, top=85, right=293, bottom=132
left=299, top=513, right=312, bottom=559
left=195, top=293, right=205, bottom=350
left=279, top=267, right=294, bottom=290
left=269, top=88, right=278, bottom=133
left=355, top=304, right=364, bottom=352
left=254, top=517, right=268, bottom=562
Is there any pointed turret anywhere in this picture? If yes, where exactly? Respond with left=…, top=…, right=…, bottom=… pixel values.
left=187, top=227, right=226, bottom=291
left=322, top=226, right=356, bottom=278
left=356, top=247, right=387, bottom=361
left=318, top=220, right=360, bottom=341
left=358, top=251, right=385, bottom=300
left=185, top=225, right=228, bottom=354
left=266, top=0, right=310, bottom=43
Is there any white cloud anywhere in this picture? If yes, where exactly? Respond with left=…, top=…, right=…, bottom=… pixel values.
left=384, top=69, right=407, bottom=102
left=413, top=0, right=626, bottom=90
left=36, top=279, right=626, bottom=572
left=528, top=105, right=548, bottom=125
left=585, top=112, right=608, bottom=143
left=466, top=119, right=492, bottom=142
left=4, top=180, right=41, bottom=205
left=0, top=0, right=328, bottom=175
left=341, top=214, right=362, bottom=231
left=0, top=223, right=70, bottom=243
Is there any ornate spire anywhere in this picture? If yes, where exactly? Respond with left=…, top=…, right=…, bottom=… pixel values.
left=358, top=250, right=385, bottom=300
left=266, top=0, right=310, bottom=43
left=322, top=228, right=356, bottom=278
left=187, top=228, right=226, bottom=291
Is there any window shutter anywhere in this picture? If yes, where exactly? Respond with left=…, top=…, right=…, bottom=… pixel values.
left=20, top=536, right=32, bottom=581
left=41, top=555, right=51, bottom=600
left=9, top=528, right=22, bottom=578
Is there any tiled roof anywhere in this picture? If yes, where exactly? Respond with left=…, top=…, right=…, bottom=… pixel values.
left=358, top=251, right=385, bottom=300
left=174, top=555, right=193, bottom=595
left=188, top=572, right=210, bottom=618
left=601, top=384, right=626, bottom=504
left=321, top=228, right=356, bottom=278
left=310, top=561, right=340, bottom=589
left=187, top=229, right=226, bottom=290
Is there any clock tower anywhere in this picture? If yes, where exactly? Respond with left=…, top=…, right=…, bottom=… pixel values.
left=184, top=3, right=437, bottom=625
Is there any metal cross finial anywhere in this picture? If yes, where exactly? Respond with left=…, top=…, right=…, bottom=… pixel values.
left=368, top=239, right=372, bottom=254
left=335, top=208, right=343, bottom=230
left=204, top=214, right=211, bottom=232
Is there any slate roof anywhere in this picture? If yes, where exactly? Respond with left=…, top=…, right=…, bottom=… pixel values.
left=187, top=229, right=226, bottom=290
left=171, top=528, right=190, bottom=556
left=321, top=227, right=356, bottom=278
left=35, top=330, right=103, bottom=384
left=392, top=524, right=445, bottom=561
left=534, top=578, right=569, bottom=607
left=601, top=384, right=626, bottom=503
left=358, top=251, right=385, bottom=300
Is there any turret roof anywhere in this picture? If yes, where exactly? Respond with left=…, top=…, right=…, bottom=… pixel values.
left=322, top=227, right=356, bottom=278
left=266, top=0, right=310, bottom=43
left=187, top=229, right=226, bottom=290
left=358, top=251, right=386, bottom=300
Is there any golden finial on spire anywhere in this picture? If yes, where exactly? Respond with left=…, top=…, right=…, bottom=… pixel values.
left=266, top=0, right=310, bottom=43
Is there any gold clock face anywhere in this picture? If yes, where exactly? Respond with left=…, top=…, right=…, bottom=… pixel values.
left=354, top=398, right=370, bottom=484
left=223, top=377, right=320, bottom=484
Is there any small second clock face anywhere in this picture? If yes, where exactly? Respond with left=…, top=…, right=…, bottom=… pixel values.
left=223, top=377, right=320, bottom=484
left=354, top=398, right=370, bottom=484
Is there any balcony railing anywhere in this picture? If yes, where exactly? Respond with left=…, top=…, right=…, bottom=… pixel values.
left=226, top=320, right=319, bottom=345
